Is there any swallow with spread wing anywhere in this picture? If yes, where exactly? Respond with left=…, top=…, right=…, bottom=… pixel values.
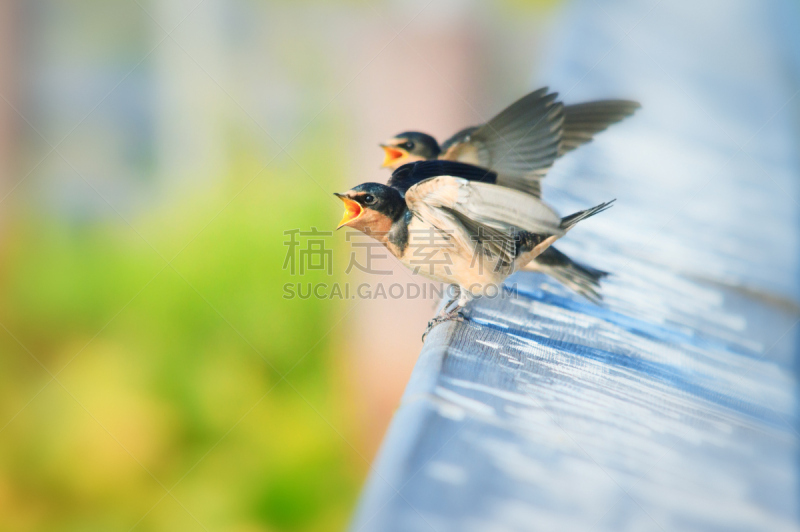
left=378, top=88, right=637, bottom=302
left=335, top=161, right=613, bottom=338
left=379, top=87, right=639, bottom=197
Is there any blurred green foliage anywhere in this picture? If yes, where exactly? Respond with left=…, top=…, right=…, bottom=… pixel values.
left=0, top=146, right=361, bottom=531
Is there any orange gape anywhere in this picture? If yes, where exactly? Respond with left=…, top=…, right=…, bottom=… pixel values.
left=381, top=145, right=406, bottom=167
left=335, top=196, right=363, bottom=228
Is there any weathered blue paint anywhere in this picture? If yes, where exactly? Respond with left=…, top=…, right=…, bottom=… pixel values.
left=349, top=1, right=800, bottom=530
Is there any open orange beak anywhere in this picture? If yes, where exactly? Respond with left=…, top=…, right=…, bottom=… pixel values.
left=380, top=144, right=406, bottom=167
left=334, top=193, right=363, bottom=229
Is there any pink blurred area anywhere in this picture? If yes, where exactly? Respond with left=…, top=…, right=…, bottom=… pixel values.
left=345, top=17, right=482, bottom=458
left=343, top=6, right=551, bottom=458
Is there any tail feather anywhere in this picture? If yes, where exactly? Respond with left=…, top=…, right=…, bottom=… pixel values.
left=524, top=247, right=608, bottom=303
left=560, top=200, right=615, bottom=231
left=541, top=263, right=604, bottom=303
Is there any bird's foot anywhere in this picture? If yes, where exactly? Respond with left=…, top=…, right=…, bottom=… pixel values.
left=421, top=308, right=465, bottom=342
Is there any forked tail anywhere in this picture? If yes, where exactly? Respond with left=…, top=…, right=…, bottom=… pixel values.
left=560, top=200, right=615, bottom=231
left=524, top=247, right=608, bottom=303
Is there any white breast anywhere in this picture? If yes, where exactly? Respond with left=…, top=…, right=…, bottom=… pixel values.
left=399, top=214, right=511, bottom=295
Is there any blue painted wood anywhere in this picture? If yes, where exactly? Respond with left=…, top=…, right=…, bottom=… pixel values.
left=349, top=1, right=800, bottom=531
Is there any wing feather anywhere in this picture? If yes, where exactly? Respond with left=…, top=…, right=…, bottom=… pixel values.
left=405, top=176, right=562, bottom=237
left=560, top=100, right=640, bottom=155
left=440, top=88, right=565, bottom=197
left=437, top=93, right=640, bottom=197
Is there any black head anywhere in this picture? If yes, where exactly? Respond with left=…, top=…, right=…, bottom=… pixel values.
left=380, top=131, right=441, bottom=169
left=334, top=182, right=406, bottom=232
left=393, top=132, right=441, bottom=158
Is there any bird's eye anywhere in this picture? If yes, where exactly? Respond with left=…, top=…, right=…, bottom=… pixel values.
left=402, top=141, right=415, bottom=151
left=364, top=194, right=376, bottom=204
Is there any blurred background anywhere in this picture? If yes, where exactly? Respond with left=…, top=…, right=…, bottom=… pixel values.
left=0, top=1, right=562, bottom=530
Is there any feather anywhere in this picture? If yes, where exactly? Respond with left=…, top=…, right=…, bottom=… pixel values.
left=388, top=161, right=497, bottom=195
left=440, top=126, right=480, bottom=153
left=560, top=100, right=640, bottom=155
left=441, top=88, right=565, bottom=198
left=405, top=176, right=562, bottom=236
left=526, top=247, right=608, bottom=303
left=560, top=200, right=616, bottom=231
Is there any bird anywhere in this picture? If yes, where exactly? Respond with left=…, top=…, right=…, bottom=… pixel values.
left=386, top=160, right=609, bottom=303
left=335, top=160, right=614, bottom=337
left=379, top=87, right=640, bottom=197
left=377, top=88, right=637, bottom=302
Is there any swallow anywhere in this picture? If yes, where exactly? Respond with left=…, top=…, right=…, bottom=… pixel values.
left=335, top=160, right=614, bottom=338
left=386, top=160, right=608, bottom=303
left=379, top=87, right=639, bottom=197
left=377, top=89, right=635, bottom=302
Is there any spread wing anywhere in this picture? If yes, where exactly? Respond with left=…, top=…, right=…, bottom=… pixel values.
left=440, top=126, right=480, bottom=154
left=438, top=90, right=640, bottom=198
left=405, top=175, right=563, bottom=265
left=560, top=100, right=640, bottom=155
left=439, top=88, right=564, bottom=198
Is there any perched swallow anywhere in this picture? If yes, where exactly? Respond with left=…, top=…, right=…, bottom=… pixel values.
left=387, top=160, right=608, bottom=303
left=380, top=87, right=639, bottom=197
left=335, top=161, right=613, bottom=336
left=379, top=88, right=636, bottom=301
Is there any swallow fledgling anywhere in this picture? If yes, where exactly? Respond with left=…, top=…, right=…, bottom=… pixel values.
left=380, top=87, right=639, bottom=197
left=335, top=161, right=614, bottom=338
left=387, top=160, right=609, bottom=303
left=377, top=88, right=636, bottom=302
